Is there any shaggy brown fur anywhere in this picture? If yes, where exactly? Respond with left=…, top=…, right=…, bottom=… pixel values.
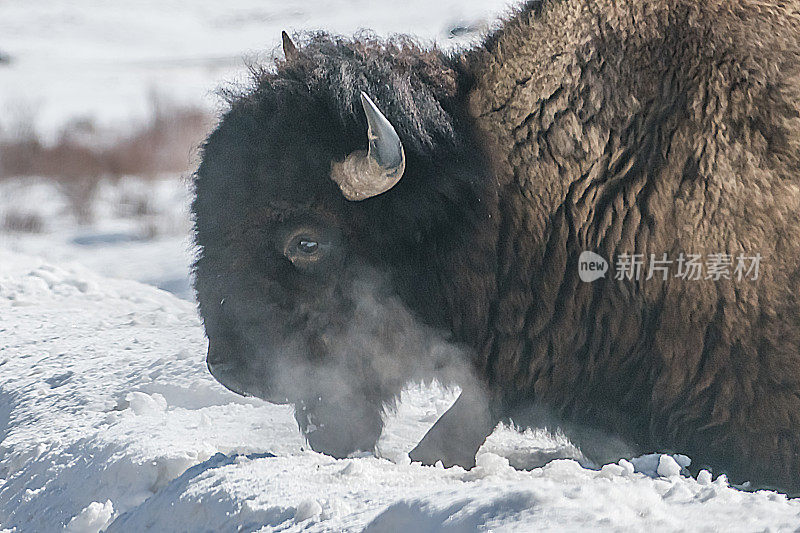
left=456, top=0, right=800, bottom=491
left=194, top=0, right=800, bottom=494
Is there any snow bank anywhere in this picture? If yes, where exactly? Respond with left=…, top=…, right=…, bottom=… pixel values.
left=0, top=251, right=302, bottom=531
left=2, top=249, right=800, bottom=532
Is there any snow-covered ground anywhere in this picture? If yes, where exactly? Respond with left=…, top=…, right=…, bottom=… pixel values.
left=0, top=0, right=507, bottom=139
left=3, top=0, right=800, bottom=531
left=0, top=176, right=195, bottom=301
left=3, top=250, right=800, bottom=532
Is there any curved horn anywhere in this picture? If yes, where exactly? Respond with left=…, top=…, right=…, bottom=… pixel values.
left=331, top=92, right=406, bottom=201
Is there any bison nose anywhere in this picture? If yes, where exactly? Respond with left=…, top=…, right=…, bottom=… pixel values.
left=206, top=339, right=239, bottom=371
left=206, top=337, right=250, bottom=393
left=206, top=338, right=236, bottom=373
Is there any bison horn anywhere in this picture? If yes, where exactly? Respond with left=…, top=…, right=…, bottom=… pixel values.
left=282, top=31, right=300, bottom=61
left=331, top=92, right=406, bottom=201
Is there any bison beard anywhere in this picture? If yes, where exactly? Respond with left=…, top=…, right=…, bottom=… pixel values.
left=193, top=0, right=800, bottom=494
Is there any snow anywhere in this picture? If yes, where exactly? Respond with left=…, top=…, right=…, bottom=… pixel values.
left=0, top=176, right=195, bottom=300
left=656, top=455, right=684, bottom=478
left=3, top=249, right=800, bottom=532
left=66, top=501, right=114, bottom=533
left=0, top=0, right=509, bottom=139
left=3, top=0, right=800, bottom=531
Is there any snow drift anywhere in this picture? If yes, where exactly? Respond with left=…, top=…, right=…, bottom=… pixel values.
left=2, top=250, right=800, bottom=532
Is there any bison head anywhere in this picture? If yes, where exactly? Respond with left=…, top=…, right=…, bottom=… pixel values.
left=193, top=33, right=494, bottom=458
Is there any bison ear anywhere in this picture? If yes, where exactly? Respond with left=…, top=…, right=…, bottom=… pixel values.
left=282, top=31, right=301, bottom=61
left=330, top=92, right=406, bottom=201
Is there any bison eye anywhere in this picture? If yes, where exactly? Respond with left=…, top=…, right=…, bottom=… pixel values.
left=283, top=230, right=336, bottom=273
left=297, top=240, right=319, bottom=254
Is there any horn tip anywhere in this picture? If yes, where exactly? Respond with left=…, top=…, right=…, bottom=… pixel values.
left=282, top=31, right=299, bottom=60
left=360, top=91, right=375, bottom=108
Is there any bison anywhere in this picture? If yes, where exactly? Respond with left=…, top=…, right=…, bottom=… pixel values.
left=193, top=0, right=800, bottom=493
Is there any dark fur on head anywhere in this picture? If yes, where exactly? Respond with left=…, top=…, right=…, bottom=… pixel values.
left=193, top=33, right=493, bottom=457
